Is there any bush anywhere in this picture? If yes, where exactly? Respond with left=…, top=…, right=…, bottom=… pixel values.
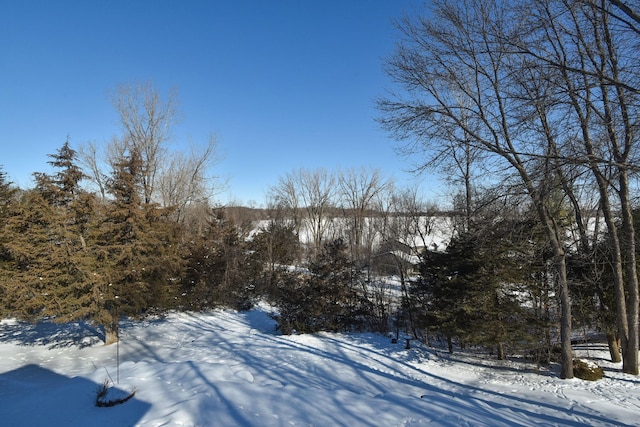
left=528, top=344, right=562, bottom=365
left=273, top=239, right=370, bottom=334
left=95, top=378, right=137, bottom=407
left=573, top=359, right=604, bottom=381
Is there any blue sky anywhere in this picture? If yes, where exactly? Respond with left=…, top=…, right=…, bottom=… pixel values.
left=1, top=0, right=441, bottom=206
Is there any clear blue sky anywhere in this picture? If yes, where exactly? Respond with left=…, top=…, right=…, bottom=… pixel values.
left=1, top=0, right=442, bottom=206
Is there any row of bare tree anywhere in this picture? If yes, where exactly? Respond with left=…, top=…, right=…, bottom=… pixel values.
left=265, top=166, right=441, bottom=277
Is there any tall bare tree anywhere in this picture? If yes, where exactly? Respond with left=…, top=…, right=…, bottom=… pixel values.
left=80, top=82, right=220, bottom=225
left=268, top=172, right=303, bottom=240
left=507, top=0, right=640, bottom=375
left=338, top=167, right=392, bottom=270
left=112, top=81, right=178, bottom=204
left=157, top=135, right=220, bottom=223
left=77, top=140, right=108, bottom=200
left=299, top=168, right=337, bottom=250
left=379, top=0, right=577, bottom=377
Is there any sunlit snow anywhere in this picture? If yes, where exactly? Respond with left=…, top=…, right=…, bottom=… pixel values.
left=0, top=304, right=637, bottom=426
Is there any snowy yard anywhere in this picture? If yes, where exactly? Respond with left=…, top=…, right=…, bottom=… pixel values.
left=0, top=305, right=638, bottom=426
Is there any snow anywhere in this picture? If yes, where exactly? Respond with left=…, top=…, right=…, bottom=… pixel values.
left=0, top=304, right=638, bottom=426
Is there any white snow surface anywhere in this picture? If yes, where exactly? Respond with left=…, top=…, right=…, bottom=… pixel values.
left=0, top=305, right=638, bottom=426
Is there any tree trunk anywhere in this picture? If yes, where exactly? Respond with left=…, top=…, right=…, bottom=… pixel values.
left=529, top=178, right=574, bottom=379
left=555, top=253, right=574, bottom=379
left=496, top=342, right=505, bottom=360
left=619, top=173, right=640, bottom=375
left=104, top=322, right=119, bottom=345
left=589, top=179, right=630, bottom=371
left=607, top=332, right=622, bottom=363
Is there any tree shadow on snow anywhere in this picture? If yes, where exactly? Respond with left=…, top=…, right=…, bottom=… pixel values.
left=0, top=318, right=104, bottom=349
left=69, top=306, right=634, bottom=426
left=0, top=365, right=150, bottom=426
left=242, top=305, right=280, bottom=334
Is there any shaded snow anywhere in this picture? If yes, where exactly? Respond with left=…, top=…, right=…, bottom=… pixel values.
left=0, top=305, right=638, bottom=426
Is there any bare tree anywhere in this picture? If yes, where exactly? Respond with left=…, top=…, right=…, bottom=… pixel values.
left=268, top=172, right=302, bottom=240
left=299, top=168, right=337, bottom=250
left=509, top=0, right=640, bottom=375
left=77, top=140, right=109, bottom=200
left=379, top=0, right=577, bottom=377
left=389, top=188, right=442, bottom=259
left=338, top=167, right=393, bottom=269
left=80, top=82, right=220, bottom=226
left=112, top=81, right=178, bottom=204
left=268, top=168, right=337, bottom=253
left=403, top=92, right=487, bottom=232
left=157, top=135, right=220, bottom=223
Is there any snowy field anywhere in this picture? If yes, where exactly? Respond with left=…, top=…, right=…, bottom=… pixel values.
left=0, top=305, right=638, bottom=426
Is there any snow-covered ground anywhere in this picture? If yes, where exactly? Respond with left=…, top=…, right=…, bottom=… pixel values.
left=0, top=305, right=638, bottom=426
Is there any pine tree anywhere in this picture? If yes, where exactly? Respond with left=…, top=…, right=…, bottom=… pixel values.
left=1, top=190, right=58, bottom=319
left=411, top=242, right=470, bottom=353
left=2, top=142, right=182, bottom=342
left=88, top=149, right=181, bottom=343
left=0, top=166, right=16, bottom=316
left=34, top=139, right=85, bottom=207
left=275, top=238, right=366, bottom=333
left=181, top=208, right=253, bottom=311
left=39, top=141, right=96, bottom=322
left=0, top=166, right=16, bottom=219
left=249, top=219, right=299, bottom=300
left=0, top=143, right=95, bottom=322
left=411, top=217, right=535, bottom=357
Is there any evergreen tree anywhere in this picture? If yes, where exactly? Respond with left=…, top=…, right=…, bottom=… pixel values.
left=411, top=239, right=474, bottom=353
left=181, top=208, right=253, bottom=311
left=33, top=139, right=85, bottom=207
left=0, top=144, right=94, bottom=322
left=0, top=166, right=16, bottom=219
left=411, top=218, right=535, bottom=358
left=38, top=142, right=97, bottom=322
left=88, top=149, right=181, bottom=343
left=1, top=190, right=58, bottom=319
left=0, top=167, right=16, bottom=316
left=249, top=219, right=299, bottom=301
left=567, top=208, right=640, bottom=363
left=275, top=238, right=368, bottom=333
